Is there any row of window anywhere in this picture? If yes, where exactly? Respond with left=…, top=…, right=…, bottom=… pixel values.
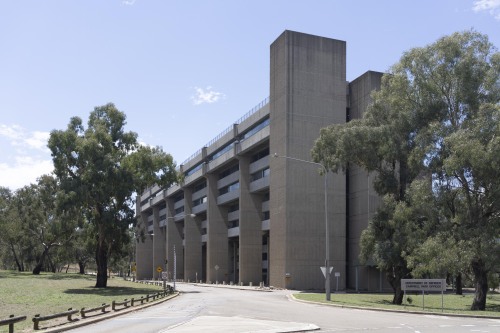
left=219, top=182, right=240, bottom=196
left=183, top=117, right=270, bottom=177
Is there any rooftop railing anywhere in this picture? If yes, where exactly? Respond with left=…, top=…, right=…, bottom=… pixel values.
left=181, top=97, right=269, bottom=166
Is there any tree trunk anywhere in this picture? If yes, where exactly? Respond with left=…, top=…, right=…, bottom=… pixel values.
left=386, top=265, right=409, bottom=305
left=33, top=247, right=49, bottom=275
left=471, top=259, right=488, bottom=310
left=95, top=237, right=108, bottom=288
left=47, top=252, right=56, bottom=273
left=78, top=261, right=86, bottom=274
left=9, top=241, right=23, bottom=272
left=456, top=273, right=463, bottom=295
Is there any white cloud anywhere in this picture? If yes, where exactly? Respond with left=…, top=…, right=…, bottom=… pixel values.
left=24, top=131, right=51, bottom=151
left=191, top=86, right=226, bottom=106
left=0, top=124, right=50, bottom=152
left=0, top=124, right=53, bottom=190
left=122, top=0, right=137, bottom=5
left=0, top=124, right=23, bottom=140
left=473, top=0, right=500, bottom=20
left=0, top=157, right=53, bottom=191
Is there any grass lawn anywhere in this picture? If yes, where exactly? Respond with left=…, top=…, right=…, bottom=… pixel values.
left=294, top=292, right=500, bottom=317
left=0, top=270, right=163, bottom=332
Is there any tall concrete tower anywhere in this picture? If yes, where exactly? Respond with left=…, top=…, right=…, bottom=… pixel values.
left=269, top=31, right=347, bottom=290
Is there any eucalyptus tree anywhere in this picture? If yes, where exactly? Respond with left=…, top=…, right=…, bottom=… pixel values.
left=14, top=175, right=80, bottom=274
left=0, top=187, right=25, bottom=271
left=49, top=103, right=176, bottom=288
left=313, top=30, right=499, bottom=309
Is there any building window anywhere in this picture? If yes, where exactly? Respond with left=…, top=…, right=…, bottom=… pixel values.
left=219, top=164, right=239, bottom=179
left=219, top=182, right=240, bottom=195
left=193, top=182, right=207, bottom=192
left=241, top=118, right=270, bottom=144
left=251, top=147, right=270, bottom=162
left=193, top=196, right=207, bottom=207
left=251, top=167, right=270, bottom=181
left=228, top=220, right=239, bottom=228
left=209, top=143, right=234, bottom=162
left=185, top=163, right=203, bottom=177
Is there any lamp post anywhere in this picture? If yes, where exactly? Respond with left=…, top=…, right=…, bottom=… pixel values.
left=273, top=153, right=331, bottom=301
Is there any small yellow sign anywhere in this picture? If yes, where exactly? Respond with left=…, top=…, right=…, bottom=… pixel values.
left=131, top=266, right=136, bottom=272
left=156, top=266, right=163, bottom=273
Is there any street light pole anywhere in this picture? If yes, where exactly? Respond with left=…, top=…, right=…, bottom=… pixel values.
left=273, top=153, right=331, bottom=301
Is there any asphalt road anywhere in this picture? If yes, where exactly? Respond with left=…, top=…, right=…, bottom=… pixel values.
left=67, top=283, right=500, bottom=333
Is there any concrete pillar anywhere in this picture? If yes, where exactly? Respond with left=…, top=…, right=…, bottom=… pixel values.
left=238, top=155, right=263, bottom=285
left=183, top=188, right=202, bottom=281
left=166, top=198, right=183, bottom=281
left=135, top=210, right=152, bottom=280
left=152, top=205, right=165, bottom=280
left=206, top=173, right=228, bottom=283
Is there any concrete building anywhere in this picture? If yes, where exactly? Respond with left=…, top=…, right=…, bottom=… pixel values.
left=135, top=30, right=390, bottom=292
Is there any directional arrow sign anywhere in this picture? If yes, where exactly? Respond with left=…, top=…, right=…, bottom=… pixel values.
left=320, top=266, right=333, bottom=278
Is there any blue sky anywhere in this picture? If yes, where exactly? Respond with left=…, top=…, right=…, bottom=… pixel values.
left=1, top=0, right=499, bottom=190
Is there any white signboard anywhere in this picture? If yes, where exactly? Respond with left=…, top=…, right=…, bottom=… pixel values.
left=401, top=279, right=446, bottom=292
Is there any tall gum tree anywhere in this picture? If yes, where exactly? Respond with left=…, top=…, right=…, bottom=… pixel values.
left=49, top=103, right=177, bottom=288
left=16, top=175, right=80, bottom=274
left=312, top=31, right=499, bottom=309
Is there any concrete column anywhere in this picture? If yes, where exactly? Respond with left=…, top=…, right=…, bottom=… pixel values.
left=166, top=198, right=183, bottom=281
left=206, top=173, right=228, bottom=283
left=269, top=30, right=347, bottom=290
left=183, top=188, right=202, bottom=282
left=152, top=205, right=165, bottom=280
left=135, top=211, right=152, bottom=280
left=238, top=155, right=263, bottom=285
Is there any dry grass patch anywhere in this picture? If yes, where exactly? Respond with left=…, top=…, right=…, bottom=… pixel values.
left=0, top=270, right=162, bottom=332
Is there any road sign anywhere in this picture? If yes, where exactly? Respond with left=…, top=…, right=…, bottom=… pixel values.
left=161, top=272, right=168, bottom=280
left=156, top=266, right=163, bottom=273
left=334, top=272, right=340, bottom=277
left=401, top=279, right=446, bottom=291
left=320, top=266, right=333, bottom=278
left=215, top=265, right=219, bottom=270
left=131, top=265, right=136, bottom=272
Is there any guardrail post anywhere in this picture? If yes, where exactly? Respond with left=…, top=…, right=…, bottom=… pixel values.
left=33, top=315, right=40, bottom=330
left=66, top=308, right=74, bottom=322
left=112, top=301, right=116, bottom=311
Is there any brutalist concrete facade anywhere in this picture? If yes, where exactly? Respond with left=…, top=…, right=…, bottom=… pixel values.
left=135, top=30, right=391, bottom=292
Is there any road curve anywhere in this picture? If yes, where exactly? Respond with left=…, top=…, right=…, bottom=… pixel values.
left=66, top=283, right=500, bottom=333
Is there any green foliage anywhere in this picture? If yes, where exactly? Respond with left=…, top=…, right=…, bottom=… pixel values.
left=313, top=30, right=500, bottom=309
left=48, top=103, right=177, bottom=287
